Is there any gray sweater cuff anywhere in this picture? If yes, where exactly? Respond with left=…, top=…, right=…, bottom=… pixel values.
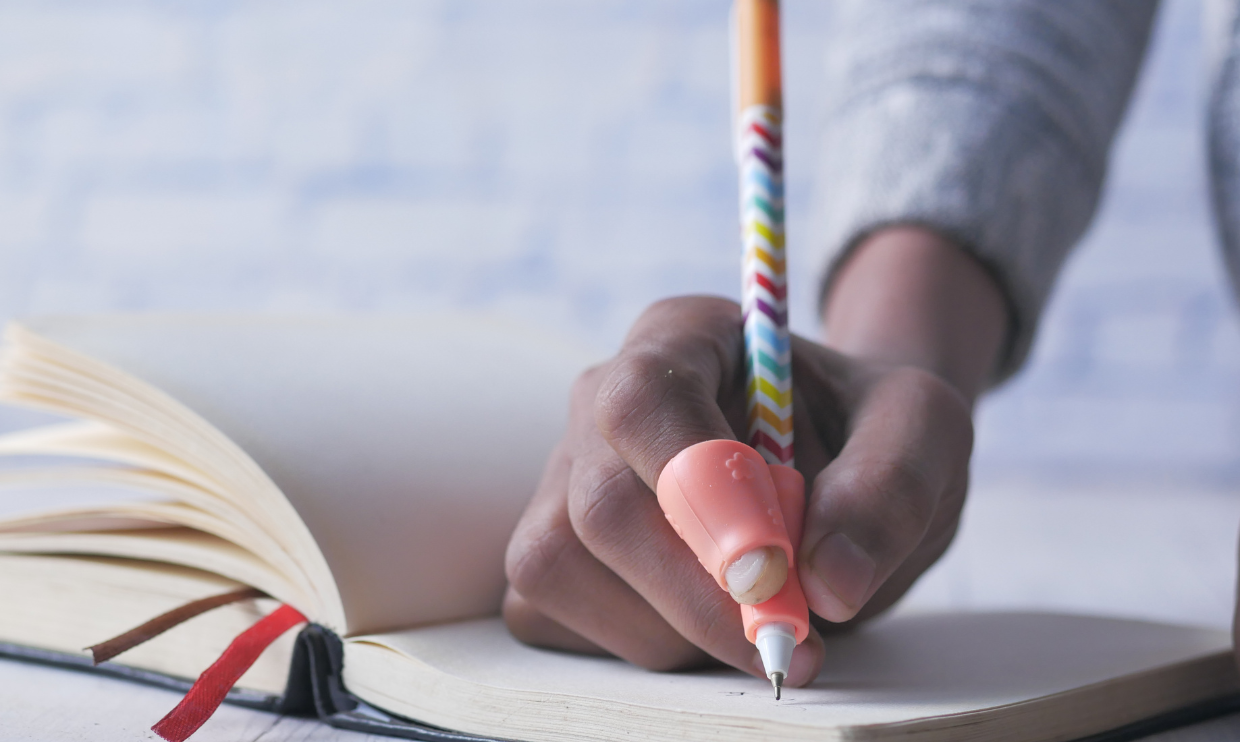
left=815, top=0, right=1157, bottom=382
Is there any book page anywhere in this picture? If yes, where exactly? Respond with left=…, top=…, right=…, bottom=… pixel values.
left=19, top=315, right=595, bottom=635
left=344, top=613, right=1237, bottom=742
left=0, top=527, right=306, bottom=608
left=0, top=553, right=295, bottom=695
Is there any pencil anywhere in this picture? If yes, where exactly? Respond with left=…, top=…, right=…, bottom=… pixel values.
left=659, top=4, right=806, bottom=702
left=736, top=0, right=792, bottom=467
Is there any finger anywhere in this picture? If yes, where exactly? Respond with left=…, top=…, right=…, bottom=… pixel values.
left=798, top=367, right=972, bottom=623
left=851, top=511, right=960, bottom=623
left=788, top=335, right=854, bottom=476
left=505, top=416, right=711, bottom=671
left=594, top=296, right=745, bottom=490
left=808, top=514, right=961, bottom=635
left=594, top=299, right=792, bottom=598
left=567, top=427, right=824, bottom=685
left=754, top=623, right=825, bottom=689
left=501, top=588, right=609, bottom=656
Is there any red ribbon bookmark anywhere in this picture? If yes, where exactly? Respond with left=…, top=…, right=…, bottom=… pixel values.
left=152, top=604, right=307, bottom=742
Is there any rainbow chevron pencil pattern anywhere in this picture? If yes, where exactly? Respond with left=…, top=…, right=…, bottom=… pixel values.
left=739, top=104, right=792, bottom=466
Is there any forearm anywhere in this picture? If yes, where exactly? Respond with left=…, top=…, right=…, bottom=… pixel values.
left=817, top=0, right=1156, bottom=383
left=821, top=226, right=1008, bottom=405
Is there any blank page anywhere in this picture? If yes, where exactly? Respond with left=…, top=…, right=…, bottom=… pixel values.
left=21, top=315, right=594, bottom=635
left=344, top=613, right=1235, bottom=742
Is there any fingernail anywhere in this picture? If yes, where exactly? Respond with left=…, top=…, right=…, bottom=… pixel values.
left=807, top=532, right=876, bottom=621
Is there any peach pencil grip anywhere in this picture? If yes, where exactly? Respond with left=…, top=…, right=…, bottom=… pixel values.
left=655, top=440, right=809, bottom=645
left=740, top=464, right=810, bottom=644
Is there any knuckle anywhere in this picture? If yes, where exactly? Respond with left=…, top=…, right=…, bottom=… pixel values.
left=638, top=295, right=738, bottom=326
left=887, top=367, right=975, bottom=442
left=569, top=364, right=608, bottom=415
left=594, top=351, right=680, bottom=439
left=504, top=520, right=580, bottom=601
left=595, top=349, right=716, bottom=446
left=640, top=296, right=689, bottom=320
left=501, top=590, right=540, bottom=640
left=630, top=644, right=704, bottom=673
left=685, top=595, right=741, bottom=653
left=568, top=461, right=647, bottom=551
left=617, top=616, right=712, bottom=671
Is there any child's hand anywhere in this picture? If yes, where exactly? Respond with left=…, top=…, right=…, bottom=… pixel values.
left=502, top=295, right=974, bottom=687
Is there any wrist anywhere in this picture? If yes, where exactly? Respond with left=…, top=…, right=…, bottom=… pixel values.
left=820, top=226, right=1009, bottom=404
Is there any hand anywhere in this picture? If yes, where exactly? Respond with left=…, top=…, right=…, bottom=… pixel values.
left=502, top=295, right=976, bottom=686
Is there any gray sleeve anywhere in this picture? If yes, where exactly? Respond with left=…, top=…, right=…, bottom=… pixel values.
left=1209, top=1, right=1240, bottom=294
left=815, top=0, right=1159, bottom=381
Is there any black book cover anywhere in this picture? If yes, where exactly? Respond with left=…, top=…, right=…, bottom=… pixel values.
left=0, top=625, right=502, bottom=741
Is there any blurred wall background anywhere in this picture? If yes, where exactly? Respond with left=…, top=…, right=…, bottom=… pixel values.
left=0, top=1, right=1237, bottom=624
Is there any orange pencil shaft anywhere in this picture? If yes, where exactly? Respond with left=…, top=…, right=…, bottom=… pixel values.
left=735, top=0, right=783, bottom=112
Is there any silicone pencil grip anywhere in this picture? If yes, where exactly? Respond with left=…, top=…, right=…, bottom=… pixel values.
left=769, top=465, right=806, bottom=551
left=655, top=440, right=810, bottom=645
left=655, top=440, right=793, bottom=589
left=742, top=464, right=809, bottom=644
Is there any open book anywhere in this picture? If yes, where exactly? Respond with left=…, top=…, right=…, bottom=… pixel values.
left=0, top=315, right=1237, bottom=742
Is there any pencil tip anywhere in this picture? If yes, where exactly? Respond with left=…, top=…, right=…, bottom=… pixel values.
left=771, top=671, right=784, bottom=701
